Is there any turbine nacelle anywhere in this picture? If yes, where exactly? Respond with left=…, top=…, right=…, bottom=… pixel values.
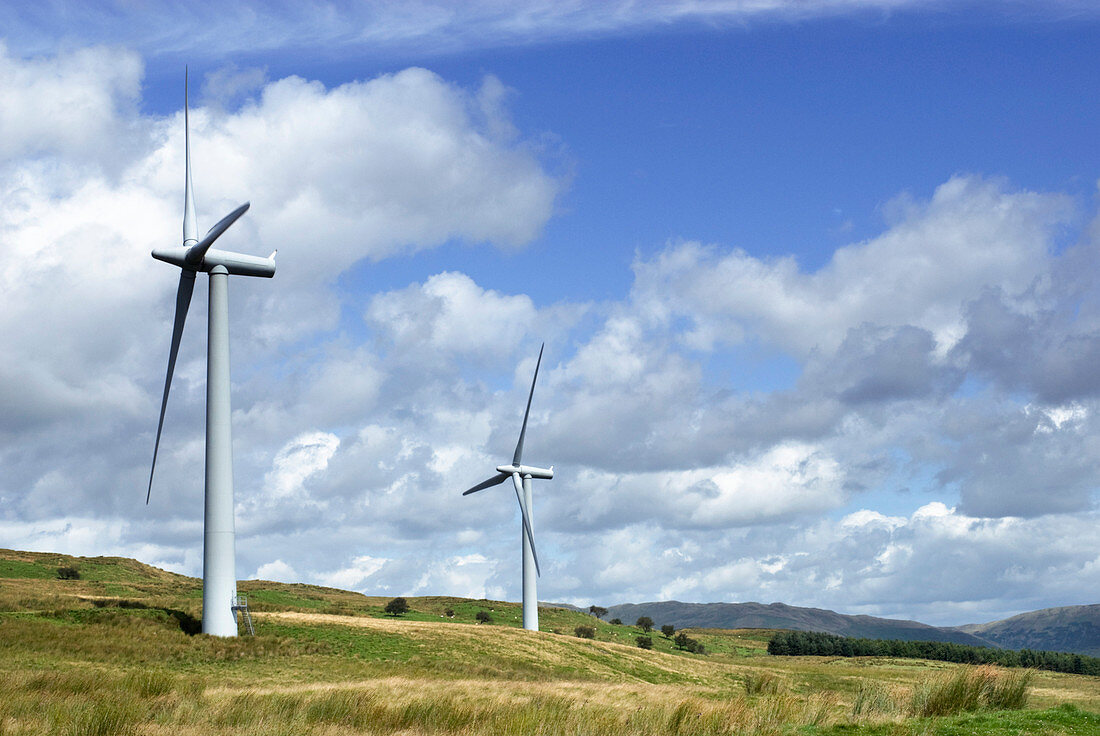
left=496, top=464, right=553, bottom=480
left=152, top=246, right=276, bottom=278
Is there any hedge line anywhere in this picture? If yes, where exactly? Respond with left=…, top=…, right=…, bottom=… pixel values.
left=767, top=629, right=1100, bottom=676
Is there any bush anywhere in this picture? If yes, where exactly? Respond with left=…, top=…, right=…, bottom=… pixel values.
left=443, top=608, right=455, bottom=618
left=574, top=625, right=595, bottom=639
left=636, top=635, right=653, bottom=650
left=475, top=611, right=492, bottom=624
left=384, top=597, right=409, bottom=616
left=661, top=624, right=675, bottom=638
left=56, top=566, right=80, bottom=580
left=609, top=618, right=622, bottom=625
left=636, top=616, right=654, bottom=633
left=673, top=632, right=705, bottom=653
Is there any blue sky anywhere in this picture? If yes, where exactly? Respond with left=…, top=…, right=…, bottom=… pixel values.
left=2, top=1, right=1100, bottom=626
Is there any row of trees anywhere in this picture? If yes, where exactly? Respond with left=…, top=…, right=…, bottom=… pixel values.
left=584, top=608, right=706, bottom=653
left=768, top=630, right=1100, bottom=675
left=388, top=598, right=705, bottom=653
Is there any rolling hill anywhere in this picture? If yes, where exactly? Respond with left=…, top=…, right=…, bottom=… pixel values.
left=601, top=601, right=997, bottom=647
left=2, top=547, right=1099, bottom=735
left=956, top=605, right=1100, bottom=657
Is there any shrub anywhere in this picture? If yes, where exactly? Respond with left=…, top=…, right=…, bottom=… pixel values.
left=661, top=624, right=675, bottom=638
left=673, top=632, right=705, bottom=653
left=636, top=635, right=653, bottom=650
left=384, top=597, right=409, bottom=616
left=636, top=616, right=654, bottom=633
left=475, top=611, right=492, bottom=624
left=609, top=618, right=622, bottom=625
left=443, top=608, right=455, bottom=618
left=574, top=625, right=595, bottom=639
left=56, top=566, right=80, bottom=580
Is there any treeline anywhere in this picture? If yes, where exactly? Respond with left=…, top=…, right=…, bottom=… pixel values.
left=768, top=630, right=1100, bottom=676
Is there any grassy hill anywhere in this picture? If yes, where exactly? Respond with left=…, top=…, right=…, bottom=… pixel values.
left=957, top=605, right=1100, bottom=657
left=2, top=548, right=1100, bottom=735
left=603, top=601, right=996, bottom=647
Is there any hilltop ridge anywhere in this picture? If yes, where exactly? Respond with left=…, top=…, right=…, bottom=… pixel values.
left=4, top=547, right=1099, bottom=656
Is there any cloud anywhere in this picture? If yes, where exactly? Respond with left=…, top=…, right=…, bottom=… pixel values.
left=953, top=280, right=1100, bottom=404
left=262, top=431, right=340, bottom=501
left=0, top=43, right=144, bottom=164
left=631, top=176, right=1073, bottom=356
left=254, top=559, right=299, bottom=583
left=366, top=271, right=538, bottom=360
left=4, top=42, right=1100, bottom=627
left=0, top=49, right=562, bottom=567
left=932, top=397, right=1100, bottom=518
left=3, top=2, right=1090, bottom=61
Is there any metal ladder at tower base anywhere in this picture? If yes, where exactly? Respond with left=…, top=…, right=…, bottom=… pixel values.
left=232, top=595, right=255, bottom=635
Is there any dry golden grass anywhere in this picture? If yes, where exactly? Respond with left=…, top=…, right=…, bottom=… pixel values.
left=3, top=549, right=1100, bottom=735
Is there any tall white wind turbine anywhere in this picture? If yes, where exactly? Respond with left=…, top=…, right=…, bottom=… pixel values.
left=147, top=72, right=276, bottom=637
left=463, top=344, right=553, bottom=632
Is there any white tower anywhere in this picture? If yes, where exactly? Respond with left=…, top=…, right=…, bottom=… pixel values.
left=464, top=345, right=553, bottom=632
left=147, top=72, right=276, bottom=636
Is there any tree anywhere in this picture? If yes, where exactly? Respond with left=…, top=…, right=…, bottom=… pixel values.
left=475, top=611, right=492, bottom=624
left=661, top=624, right=675, bottom=639
left=574, top=625, right=596, bottom=639
left=674, top=632, right=691, bottom=650
left=588, top=605, right=608, bottom=619
left=443, top=608, right=455, bottom=618
left=56, top=566, right=80, bottom=580
left=636, top=635, right=653, bottom=650
left=384, top=597, right=409, bottom=616
left=636, top=616, right=654, bottom=633
left=609, top=618, right=622, bottom=625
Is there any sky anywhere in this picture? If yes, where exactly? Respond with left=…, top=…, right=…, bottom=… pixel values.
left=2, top=0, right=1100, bottom=627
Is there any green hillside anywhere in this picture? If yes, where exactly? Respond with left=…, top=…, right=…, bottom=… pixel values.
left=957, top=605, right=1100, bottom=657
left=604, top=601, right=996, bottom=647
left=2, top=548, right=1099, bottom=735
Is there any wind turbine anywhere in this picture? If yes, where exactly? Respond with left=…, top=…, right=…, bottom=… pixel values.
left=147, top=72, right=276, bottom=637
left=463, top=344, right=553, bottom=632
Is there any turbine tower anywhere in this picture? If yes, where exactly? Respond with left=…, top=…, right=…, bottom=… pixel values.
left=147, top=72, right=275, bottom=637
left=463, top=344, right=553, bottom=632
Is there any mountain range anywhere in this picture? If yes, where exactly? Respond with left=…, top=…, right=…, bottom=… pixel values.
left=587, top=601, right=1100, bottom=656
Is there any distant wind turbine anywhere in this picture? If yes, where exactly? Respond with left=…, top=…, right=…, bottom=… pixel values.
left=147, top=71, right=276, bottom=637
left=463, top=344, right=553, bottom=632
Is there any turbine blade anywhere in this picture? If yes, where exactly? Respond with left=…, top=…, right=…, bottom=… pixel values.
left=462, top=473, right=508, bottom=495
left=512, top=342, right=544, bottom=466
left=512, top=472, right=541, bottom=577
left=183, top=68, right=197, bottom=245
left=185, top=202, right=250, bottom=266
left=148, top=271, right=196, bottom=503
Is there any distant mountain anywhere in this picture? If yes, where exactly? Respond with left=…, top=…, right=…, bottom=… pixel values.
left=602, top=601, right=995, bottom=647
left=954, top=605, right=1100, bottom=657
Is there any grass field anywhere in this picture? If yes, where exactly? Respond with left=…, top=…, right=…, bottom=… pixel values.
left=2, top=548, right=1099, bottom=735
